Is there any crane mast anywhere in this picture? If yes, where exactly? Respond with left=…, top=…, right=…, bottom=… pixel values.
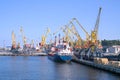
left=41, top=27, right=50, bottom=46
left=52, top=26, right=73, bottom=46
left=11, top=31, right=16, bottom=49
left=20, top=27, right=27, bottom=45
left=91, top=7, right=102, bottom=45
left=64, top=25, right=75, bottom=47
left=94, top=7, right=102, bottom=35
left=53, top=27, right=61, bottom=35
left=62, top=26, right=69, bottom=42
left=31, top=40, right=34, bottom=48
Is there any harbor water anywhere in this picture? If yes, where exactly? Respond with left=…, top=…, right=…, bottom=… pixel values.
left=0, top=56, right=119, bottom=80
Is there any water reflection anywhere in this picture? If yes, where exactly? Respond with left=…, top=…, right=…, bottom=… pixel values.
left=0, top=56, right=119, bottom=80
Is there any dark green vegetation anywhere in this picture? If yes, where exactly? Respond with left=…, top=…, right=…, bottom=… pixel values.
left=101, top=39, right=120, bottom=46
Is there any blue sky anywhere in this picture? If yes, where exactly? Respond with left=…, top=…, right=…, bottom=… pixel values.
left=0, top=0, right=120, bottom=47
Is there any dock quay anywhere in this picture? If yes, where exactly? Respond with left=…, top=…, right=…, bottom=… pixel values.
left=72, top=57, right=120, bottom=74
left=0, top=51, right=47, bottom=56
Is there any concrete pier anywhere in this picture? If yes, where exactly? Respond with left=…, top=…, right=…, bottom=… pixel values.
left=72, top=58, right=120, bottom=74
left=0, top=51, right=47, bottom=56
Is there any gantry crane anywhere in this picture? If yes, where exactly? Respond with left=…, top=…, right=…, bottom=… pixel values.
left=31, top=39, right=34, bottom=48
left=11, top=31, right=21, bottom=49
left=20, top=27, right=27, bottom=45
left=64, top=25, right=75, bottom=47
left=89, top=7, right=102, bottom=54
left=71, top=18, right=92, bottom=48
left=62, top=26, right=69, bottom=42
left=41, top=27, right=50, bottom=46
left=72, top=18, right=91, bottom=41
left=11, top=31, right=16, bottom=49
left=52, top=26, right=73, bottom=46
left=52, top=26, right=66, bottom=43
left=91, top=7, right=102, bottom=46
left=53, top=27, right=63, bottom=35
left=67, top=22, right=83, bottom=48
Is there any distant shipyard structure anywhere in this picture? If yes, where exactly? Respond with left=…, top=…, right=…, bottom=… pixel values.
left=9, top=27, right=49, bottom=56
left=106, top=45, right=120, bottom=54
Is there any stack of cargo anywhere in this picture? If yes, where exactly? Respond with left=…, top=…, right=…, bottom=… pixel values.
left=94, top=57, right=108, bottom=65
left=94, top=57, right=100, bottom=64
left=99, top=58, right=109, bottom=65
left=108, top=61, right=120, bottom=68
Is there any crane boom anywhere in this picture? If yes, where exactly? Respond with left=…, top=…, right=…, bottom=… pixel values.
left=66, top=21, right=83, bottom=48
left=70, top=21, right=81, bottom=39
left=53, top=27, right=63, bottom=35
left=41, top=27, right=50, bottom=46
left=20, top=27, right=27, bottom=45
left=94, top=7, right=102, bottom=37
left=12, top=31, right=16, bottom=46
left=91, top=7, right=102, bottom=46
left=72, top=18, right=90, bottom=41
left=69, top=22, right=83, bottom=46
left=45, top=27, right=50, bottom=38
left=65, top=26, right=74, bottom=46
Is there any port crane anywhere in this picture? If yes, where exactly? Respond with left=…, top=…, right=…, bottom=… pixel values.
left=52, top=26, right=73, bottom=46
left=52, top=22, right=83, bottom=48
left=20, top=27, right=27, bottom=45
left=88, top=7, right=102, bottom=55
left=53, top=27, right=63, bottom=36
left=66, top=21, right=83, bottom=48
left=31, top=39, right=34, bottom=48
left=71, top=18, right=92, bottom=48
left=40, top=27, right=50, bottom=46
left=52, top=26, right=66, bottom=43
left=64, top=25, right=75, bottom=47
left=62, top=26, right=70, bottom=42
left=91, top=7, right=102, bottom=46
left=11, top=31, right=16, bottom=49
left=61, top=26, right=73, bottom=46
left=72, top=18, right=91, bottom=42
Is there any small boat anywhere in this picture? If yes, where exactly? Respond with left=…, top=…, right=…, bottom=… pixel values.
left=48, top=43, right=73, bottom=62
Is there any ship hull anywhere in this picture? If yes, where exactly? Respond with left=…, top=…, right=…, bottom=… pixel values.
left=48, top=53, right=72, bottom=62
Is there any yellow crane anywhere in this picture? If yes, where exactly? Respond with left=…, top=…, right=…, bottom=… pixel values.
left=71, top=21, right=83, bottom=47
left=90, top=7, right=102, bottom=53
left=91, top=7, right=102, bottom=46
left=41, top=35, right=45, bottom=46
left=64, top=25, right=75, bottom=47
left=72, top=18, right=91, bottom=41
left=66, top=22, right=83, bottom=48
left=62, top=26, right=69, bottom=42
left=52, top=26, right=73, bottom=46
left=11, top=31, right=16, bottom=49
left=53, top=27, right=63, bottom=35
left=20, top=27, right=27, bottom=45
left=71, top=18, right=92, bottom=48
left=41, top=27, right=50, bottom=46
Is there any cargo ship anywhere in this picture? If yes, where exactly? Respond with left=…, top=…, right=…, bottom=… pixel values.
left=48, top=42, right=73, bottom=62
